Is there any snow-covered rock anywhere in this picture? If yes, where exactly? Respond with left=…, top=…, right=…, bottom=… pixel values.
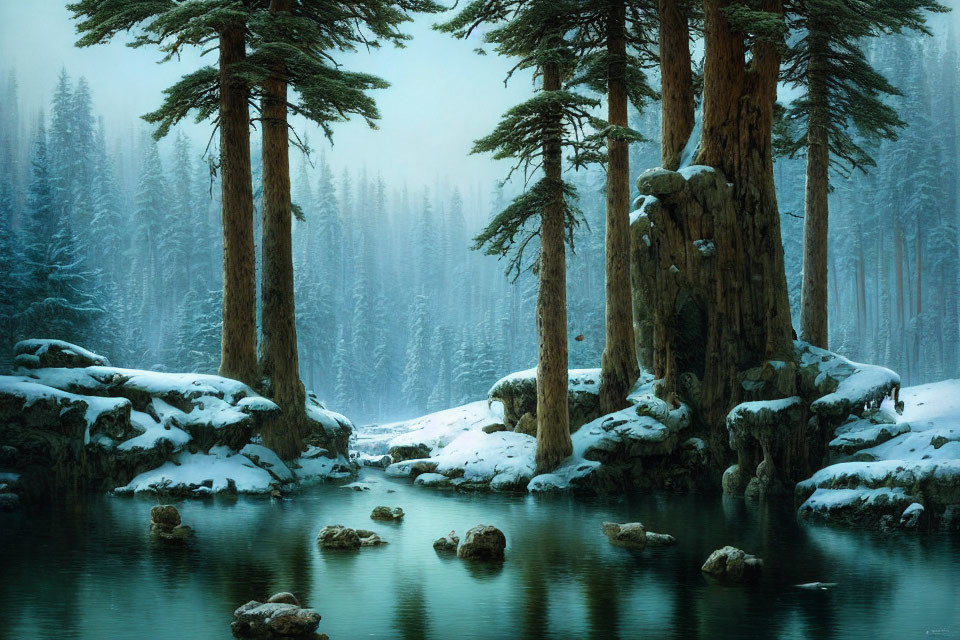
left=797, top=378, right=960, bottom=530
left=488, top=368, right=602, bottom=430
left=0, top=341, right=357, bottom=501
left=13, top=339, right=110, bottom=370
left=797, top=342, right=900, bottom=420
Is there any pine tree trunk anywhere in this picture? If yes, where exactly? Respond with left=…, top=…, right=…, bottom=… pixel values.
left=799, top=40, right=830, bottom=348
left=535, top=60, right=572, bottom=474
left=693, top=0, right=794, bottom=423
left=599, top=0, right=640, bottom=414
left=259, top=0, right=306, bottom=460
left=217, top=25, right=258, bottom=386
left=658, top=0, right=695, bottom=170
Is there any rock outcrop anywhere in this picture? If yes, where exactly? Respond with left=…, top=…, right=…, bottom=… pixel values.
left=457, top=524, right=506, bottom=561
left=0, top=340, right=357, bottom=502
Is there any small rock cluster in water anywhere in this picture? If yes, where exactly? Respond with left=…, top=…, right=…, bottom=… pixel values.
left=149, top=505, right=192, bottom=541
left=232, top=591, right=326, bottom=640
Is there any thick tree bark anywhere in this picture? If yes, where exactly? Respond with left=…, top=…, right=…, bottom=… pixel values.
left=535, top=61, right=573, bottom=474
left=217, top=25, right=258, bottom=386
left=658, top=0, right=695, bottom=170
left=799, top=35, right=829, bottom=348
left=599, top=0, right=641, bottom=414
left=259, top=0, right=306, bottom=460
left=684, top=0, right=797, bottom=475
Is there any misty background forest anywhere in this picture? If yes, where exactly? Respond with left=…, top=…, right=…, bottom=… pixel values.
left=0, top=24, right=957, bottom=424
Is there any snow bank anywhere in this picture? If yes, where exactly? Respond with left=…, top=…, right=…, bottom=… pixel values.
left=797, top=378, right=960, bottom=529
left=385, top=401, right=504, bottom=461
left=797, top=342, right=900, bottom=420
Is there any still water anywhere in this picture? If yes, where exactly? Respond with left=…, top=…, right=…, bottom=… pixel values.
left=1, top=470, right=958, bottom=640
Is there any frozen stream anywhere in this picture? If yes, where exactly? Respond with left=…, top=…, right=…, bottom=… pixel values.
left=1, top=469, right=958, bottom=639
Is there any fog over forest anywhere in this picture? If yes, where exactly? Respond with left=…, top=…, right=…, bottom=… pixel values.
left=1, top=2, right=958, bottom=425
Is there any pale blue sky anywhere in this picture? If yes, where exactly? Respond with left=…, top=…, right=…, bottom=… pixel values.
left=0, top=0, right=534, bottom=188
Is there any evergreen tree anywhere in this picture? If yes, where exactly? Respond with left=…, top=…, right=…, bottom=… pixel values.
left=440, top=0, right=600, bottom=472
left=778, top=0, right=947, bottom=347
left=402, top=294, right=432, bottom=411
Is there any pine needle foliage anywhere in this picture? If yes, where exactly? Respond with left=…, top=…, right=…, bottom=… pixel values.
left=777, top=0, right=949, bottom=176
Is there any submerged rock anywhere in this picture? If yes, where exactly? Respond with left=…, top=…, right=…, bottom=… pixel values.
left=0, top=492, right=20, bottom=511
left=457, top=524, right=506, bottom=561
left=899, top=502, right=925, bottom=530
left=601, top=522, right=676, bottom=549
left=701, top=546, right=763, bottom=583
left=796, top=582, right=837, bottom=590
left=356, top=529, right=388, bottom=546
left=433, top=530, right=459, bottom=553
left=231, top=600, right=322, bottom=639
left=601, top=522, right=647, bottom=549
left=370, top=506, right=404, bottom=521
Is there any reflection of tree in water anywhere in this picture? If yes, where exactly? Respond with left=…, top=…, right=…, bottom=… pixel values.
left=393, top=574, right=430, bottom=640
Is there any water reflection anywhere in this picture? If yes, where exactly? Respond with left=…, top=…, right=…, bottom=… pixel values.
left=0, top=475, right=957, bottom=640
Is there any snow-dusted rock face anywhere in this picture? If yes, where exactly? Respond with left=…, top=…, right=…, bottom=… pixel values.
left=13, top=339, right=110, bottom=370
left=0, top=341, right=357, bottom=502
left=796, top=379, right=960, bottom=530
left=488, top=368, right=603, bottom=431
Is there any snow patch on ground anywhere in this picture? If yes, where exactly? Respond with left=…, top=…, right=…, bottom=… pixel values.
left=381, top=401, right=505, bottom=456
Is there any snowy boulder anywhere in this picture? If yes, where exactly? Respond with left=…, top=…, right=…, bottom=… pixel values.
left=433, top=531, right=459, bottom=553
left=230, top=600, right=322, bottom=639
left=116, top=446, right=278, bottom=497
left=900, top=502, right=925, bottom=530
left=797, top=342, right=900, bottom=421
left=370, top=506, right=404, bottom=521
left=724, top=396, right=806, bottom=497
left=488, top=368, right=602, bottom=431
left=635, top=168, right=686, bottom=196
left=701, top=546, right=763, bottom=583
left=304, top=396, right=353, bottom=459
left=829, top=419, right=910, bottom=457
left=457, top=525, right=506, bottom=561
left=13, top=339, right=110, bottom=370
left=385, top=459, right=438, bottom=478
left=797, top=487, right=918, bottom=528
